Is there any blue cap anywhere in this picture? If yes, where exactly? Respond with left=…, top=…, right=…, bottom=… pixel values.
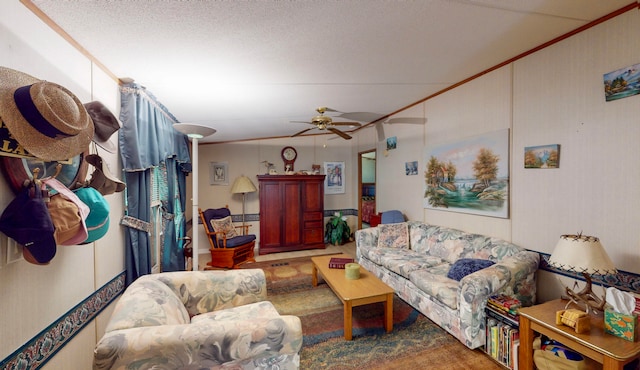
left=74, top=187, right=110, bottom=243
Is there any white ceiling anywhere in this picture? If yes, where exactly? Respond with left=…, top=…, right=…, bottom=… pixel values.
left=28, top=0, right=633, bottom=143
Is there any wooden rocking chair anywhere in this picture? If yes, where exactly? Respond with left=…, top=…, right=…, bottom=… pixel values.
left=198, top=207, right=256, bottom=269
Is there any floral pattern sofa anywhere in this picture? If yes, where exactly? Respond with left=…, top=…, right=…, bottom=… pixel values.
left=356, top=221, right=539, bottom=349
left=93, top=270, right=302, bottom=370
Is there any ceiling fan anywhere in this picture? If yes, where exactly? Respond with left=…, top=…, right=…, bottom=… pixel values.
left=291, top=107, right=362, bottom=140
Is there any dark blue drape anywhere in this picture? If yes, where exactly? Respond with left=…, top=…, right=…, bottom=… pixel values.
left=119, top=83, right=191, bottom=285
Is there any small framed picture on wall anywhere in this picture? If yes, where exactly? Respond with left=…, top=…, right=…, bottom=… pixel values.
left=324, top=161, right=345, bottom=194
left=209, top=162, right=229, bottom=185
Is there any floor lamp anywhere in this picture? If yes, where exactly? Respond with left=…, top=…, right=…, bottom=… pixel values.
left=173, top=123, right=216, bottom=271
left=231, top=175, right=257, bottom=234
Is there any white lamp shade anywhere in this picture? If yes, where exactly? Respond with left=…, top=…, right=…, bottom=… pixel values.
left=548, top=234, right=617, bottom=275
left=231, top=176, right=257, bottom=194
left=173, top=123, right=216, bottom=139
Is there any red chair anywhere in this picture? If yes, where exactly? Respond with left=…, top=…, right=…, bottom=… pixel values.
left=199, top=207, right=256, bottom=269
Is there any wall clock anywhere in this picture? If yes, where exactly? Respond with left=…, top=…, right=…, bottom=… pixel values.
left=281, top=146, right=297, bottom=171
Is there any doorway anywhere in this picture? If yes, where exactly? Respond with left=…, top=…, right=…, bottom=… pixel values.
left=358, top=149, right=376, bottom=230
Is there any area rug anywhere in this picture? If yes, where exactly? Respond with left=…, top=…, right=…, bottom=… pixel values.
left=245, top=256, right=503, bottom=369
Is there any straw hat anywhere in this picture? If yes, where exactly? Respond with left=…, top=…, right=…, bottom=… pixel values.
left=0, top=67, right=94, bottom=161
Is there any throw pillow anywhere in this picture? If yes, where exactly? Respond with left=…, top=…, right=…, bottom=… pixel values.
left=377, top=222, right=409, bottom=249
left=210, top=216, right=237, bottom=241
left=447, top=258, right=495, bottom=281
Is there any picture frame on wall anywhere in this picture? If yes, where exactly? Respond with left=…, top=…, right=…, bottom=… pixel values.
left=406, top=161, right=418, bottom=175
left=524, top=144, right=560, bottom=169
left=603, top=62, right=640, bottom=102
left=423, top=129, right=510, bottom=218
left=324, top=161, right=345, bottom=194
left=209, top=162, right=229, bottom=185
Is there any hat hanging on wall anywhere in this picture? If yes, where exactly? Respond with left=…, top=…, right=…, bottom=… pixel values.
left=84, top=101, right=120, bottom=153
left=86, top=154, right=125, bottom=195
left=0, top=66, right=94, bottom=161
left=74, top=186, right=110, bottom=243
left=0, top=182, right=56, bottom=264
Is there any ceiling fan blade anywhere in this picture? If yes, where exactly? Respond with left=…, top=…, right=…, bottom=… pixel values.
left=292, top=128, right=314, bottom=137
left=385, top=117, right=427, bottom=125
left=337, top=111, right=385, bottom=122
left=328, top=127, right=352, bottom=140
left=331, top=121, right=362, bottom=127
left=323, top=107, right=341, bottom=113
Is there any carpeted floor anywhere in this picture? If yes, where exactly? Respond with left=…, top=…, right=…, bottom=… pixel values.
left=245, top=256, right=503, bottom=369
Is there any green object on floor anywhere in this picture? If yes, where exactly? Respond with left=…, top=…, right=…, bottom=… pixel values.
left=325, top=211, right=351, bottom=245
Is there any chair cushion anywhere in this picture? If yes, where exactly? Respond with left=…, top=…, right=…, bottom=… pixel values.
left=225, top=234, right=256, bottom=248
left=210, top=216, right=238, bottom=240
left=381, top=210, right=404, bottom=224
left=203, top=207, right=231, bottom=219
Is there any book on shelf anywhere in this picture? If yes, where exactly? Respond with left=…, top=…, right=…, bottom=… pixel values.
left=328, top=257, right=354, bottom=269
left=486, top=304, right=519, bottom=327
left=488, top=297, right=521, bottom=316
left=488, top=294, right=521, bottom=313
left=485, top=302, right=520, bottom=370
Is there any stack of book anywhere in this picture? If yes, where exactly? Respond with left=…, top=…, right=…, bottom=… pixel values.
left=328, top=257, right=354, bottom=269
left=487, top=294, right=521, bottom=322
left=485, top=295, right=521, bottom=370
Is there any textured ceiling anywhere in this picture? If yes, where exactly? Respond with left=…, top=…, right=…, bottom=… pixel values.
left=28, top=0, right=634, bottom=143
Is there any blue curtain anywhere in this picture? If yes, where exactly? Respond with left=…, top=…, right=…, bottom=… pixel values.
left=119, top=83, right=191, bottom=285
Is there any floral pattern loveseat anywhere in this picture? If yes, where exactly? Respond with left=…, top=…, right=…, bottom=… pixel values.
left=93, top=270, right=302, bottom=370
left=356, top=221, right=539, bottom=349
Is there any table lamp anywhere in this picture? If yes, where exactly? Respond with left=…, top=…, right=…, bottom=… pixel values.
left=548, top=234, right=617, bottom=314
left=231, top=175, right=257, bottom=234
left=173, top=123, right=216, bottom=271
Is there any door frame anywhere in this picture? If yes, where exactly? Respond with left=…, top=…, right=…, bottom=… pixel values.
left=357, top=148, right=376, bottom=230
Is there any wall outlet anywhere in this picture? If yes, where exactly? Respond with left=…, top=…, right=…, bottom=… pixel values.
left=6, top=238, right=23, bottom=264
left=0, top=236, right=5, bottom=269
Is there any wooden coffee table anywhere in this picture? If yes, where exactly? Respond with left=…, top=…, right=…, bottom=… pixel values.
left=311, top=254, right=394, bottom=340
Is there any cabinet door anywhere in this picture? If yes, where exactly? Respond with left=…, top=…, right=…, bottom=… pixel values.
left=282, top=181, right=302, bottom=245
left=303, top=179, right=324, bottom=211
left=260, top=181, right=282, bottom=248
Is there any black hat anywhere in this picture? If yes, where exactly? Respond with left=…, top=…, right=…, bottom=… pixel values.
left=84, top=101, right=120, bottom=153
left=0, top=183, right=56, bottom=264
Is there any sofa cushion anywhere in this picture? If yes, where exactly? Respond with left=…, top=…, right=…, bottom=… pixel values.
left=409, top=265, right=459, bottom=310
left=446, top=258, right=495, bottom=281
left=363, top=247, right=446, bottom=279
left=408, top=222, right=442, bottom=254
left=191, top=301, right=280, bottom=324
left=461, top=237, right=523, bottom=261
left=377, top=222, right=409, bottom=249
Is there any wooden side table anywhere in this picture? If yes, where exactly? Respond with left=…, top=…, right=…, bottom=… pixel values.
left=519, top=299, right=640, bottom=370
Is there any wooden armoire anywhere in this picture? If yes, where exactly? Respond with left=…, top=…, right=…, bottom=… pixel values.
left=257, top=174, right=326, bottom=255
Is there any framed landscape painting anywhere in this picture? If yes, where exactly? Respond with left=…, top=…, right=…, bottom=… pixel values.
left=423, top=129, right=509, bottom=218
left=524, top=144, right=560, bottom=169
left=604, top=62, right=640, bottom=102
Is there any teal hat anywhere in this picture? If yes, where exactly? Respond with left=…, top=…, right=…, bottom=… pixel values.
left=74, top=187, right=109, bottom=243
